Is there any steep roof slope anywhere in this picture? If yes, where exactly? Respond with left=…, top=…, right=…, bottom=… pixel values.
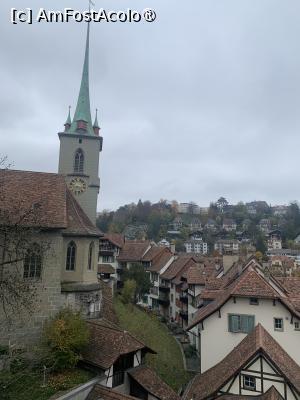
left=183, top=324, right=300, bottom=400
left=83, top=319, right=155, bottom=369
left=128, top=365, right=180, bottom=400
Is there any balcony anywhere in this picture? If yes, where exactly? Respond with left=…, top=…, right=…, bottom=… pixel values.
left=158, top=294, right=170, bottom=306
left=180, top=294, right=188, bottom=303
left=180, top=310, right=188, bottom=321
left=159, top=284, right=170, bottom=292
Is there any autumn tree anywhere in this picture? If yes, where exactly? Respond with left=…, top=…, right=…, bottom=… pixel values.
left=122, top=263, right=152, bottom=303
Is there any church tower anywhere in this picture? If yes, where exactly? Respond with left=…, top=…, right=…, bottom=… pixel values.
left=58, top=21, right=103, bottom=224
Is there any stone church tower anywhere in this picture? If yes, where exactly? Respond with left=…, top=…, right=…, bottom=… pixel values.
left=58, top=22, right=103, bottom=223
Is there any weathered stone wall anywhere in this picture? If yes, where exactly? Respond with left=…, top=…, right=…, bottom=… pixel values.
left=0, top=231, right=64, bottom=349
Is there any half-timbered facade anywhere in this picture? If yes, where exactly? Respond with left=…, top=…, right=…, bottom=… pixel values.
left=183, top=324, right=300, bottom=400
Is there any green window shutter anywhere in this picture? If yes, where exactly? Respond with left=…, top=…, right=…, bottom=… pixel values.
left=241, top=315, right=255, bottom=333
left=229, top=315, right=240, bottom=332
left=247, top=315, right=255, bottom=332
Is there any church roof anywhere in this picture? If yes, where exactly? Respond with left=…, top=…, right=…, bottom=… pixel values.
left=183, top=324, right=300, bottom=400
left=0, top=169, right=101, bottom=237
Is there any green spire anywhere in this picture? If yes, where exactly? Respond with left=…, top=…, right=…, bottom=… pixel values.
left=69, top=21, right=93, bottom=135
left=93, top=108, right=100, bottom=128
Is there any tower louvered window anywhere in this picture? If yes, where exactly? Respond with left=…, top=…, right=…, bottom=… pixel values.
left=66, top=241, right=76, bottom=271
left=23, top=244, right=42, bottom=279
left=74, top=149, right=84, bottom=173
left=88, top=242, right=94, bottom=270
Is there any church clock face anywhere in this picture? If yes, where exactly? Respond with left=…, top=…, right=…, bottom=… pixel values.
left=69, top=178, right=87, bottom=195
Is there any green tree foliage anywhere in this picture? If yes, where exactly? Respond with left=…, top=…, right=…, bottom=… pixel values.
left=122, top=263, right=152, bottom=303
left=120, top=279, right=137, bottom=304
left=255, top=234, right=267, bottom=254
left=43, top=308, right=89, bottom=371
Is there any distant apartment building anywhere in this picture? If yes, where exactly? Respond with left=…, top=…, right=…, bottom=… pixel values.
left=214, top=239, right=239, bottom=255
left=184, top=238, right=208, bottom=255
left=222, top=218, right=237, bottom=232
left=178, top=202, right=201, bottom=214
left=259, top=218, right=271, bottom=233
left=272, top=205, right=288, bottom=216
left=267, top=230, right=282, bottom=251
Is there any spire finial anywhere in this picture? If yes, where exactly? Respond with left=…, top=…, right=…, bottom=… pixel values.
left=93, top=108, right=100, bottom=135
left=69, top=9, right=93, bottom=134
left=64, top=105, right=72, bottom=130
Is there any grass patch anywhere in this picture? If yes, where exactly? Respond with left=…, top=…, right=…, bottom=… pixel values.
left=114, top=297, right=193, bottom=391
left=0, top=367, right=95, bottom=400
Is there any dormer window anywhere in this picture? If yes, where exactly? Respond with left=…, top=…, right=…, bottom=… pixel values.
left=74, top=149, right=84, bottom=173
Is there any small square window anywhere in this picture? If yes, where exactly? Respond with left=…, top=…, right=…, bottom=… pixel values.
left=274, top=318, right=284, bottom=331
left=295, top=322, right=300, bottom=331
left=243, top=375, right=256, bottom=391
left=250, top=298, right=259, bottom=305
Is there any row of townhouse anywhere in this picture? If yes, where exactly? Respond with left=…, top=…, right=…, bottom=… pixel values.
left=183, top=257, right=300, bottom=400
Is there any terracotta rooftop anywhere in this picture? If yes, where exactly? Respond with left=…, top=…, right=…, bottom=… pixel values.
left=98, top=280, right=119, bottom=325
left=161, top=255, right=197, bottom=281
left=118, top=240, right=151, bottom=262
left=0, top=169, right=101, bottom=237
left=188, top=264, right=292, bottom=330
left=142, top=245, right=165, bottom=262
left=148, top=248, right=174, bottom=273
left=0, top=169, right=67, bottom=229
left=64, top=189, right=101, bottom=237
left=98, top=264, right=115, bottom=274
left=186, top=262, right=217, bottom=285
left=183, top=324, right=300, bottom=400
left=87, top=384, right=138, bottom=400
left=102, top=233, right=125, bottom=249
left=128, top=365, right=180, bottom=400
left=83, top=319, right=155, bottom=369
left=219, top=386, right=284, bottom=400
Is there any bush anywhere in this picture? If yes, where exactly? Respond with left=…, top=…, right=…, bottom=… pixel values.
left=43, top=308, right=89, bottom=371
left=120, top=280, right=136, bottom=304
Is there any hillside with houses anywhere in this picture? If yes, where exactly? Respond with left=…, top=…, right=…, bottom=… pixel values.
left=97, top=198, right=300, bottom=262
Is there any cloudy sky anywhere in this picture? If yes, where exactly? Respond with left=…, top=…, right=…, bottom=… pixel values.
left=1, top=0, right=300, bottom=211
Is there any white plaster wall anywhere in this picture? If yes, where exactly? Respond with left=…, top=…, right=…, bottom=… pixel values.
left=199, top=297, right=300, bottom=372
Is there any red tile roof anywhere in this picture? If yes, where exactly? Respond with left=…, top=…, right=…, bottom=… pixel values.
left=87, top=384, right=138, bottom=400
left=83, top=319, right=155, bottom=369
left=186, top=262, right=217, bottom=285
left=103, top=233, right=125, bottom=249
left=0, top=169, right=67, bottom=228
left=188, top=264, right=294, bottom=330
left=219, top=386, right=283, bottom=400
left=148, top=248, right=174, bottom=273
left=98, top=264, right=115, bottom=274
left=118, top=241, right=151, bottom=262
left=128, top=365, right=180, bottom=400
left=183, top=324, right=300, bottom=400
left=0, top=169, right=101, bottom=237
left=161, top=256, right=197, bottom=281
left=64, top=190, right=101, bottom=236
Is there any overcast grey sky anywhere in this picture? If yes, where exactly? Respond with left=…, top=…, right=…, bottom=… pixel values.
left=1, top=0, right=300, bottom=210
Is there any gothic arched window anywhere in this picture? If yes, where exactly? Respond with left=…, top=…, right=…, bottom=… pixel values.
left=74, top=149, right=84, bottom=173
left=88, top=242, right=94, bottom=270
left=23, top=243, right=42, bottom=279
left=66, top=241, right=76, bottom=271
